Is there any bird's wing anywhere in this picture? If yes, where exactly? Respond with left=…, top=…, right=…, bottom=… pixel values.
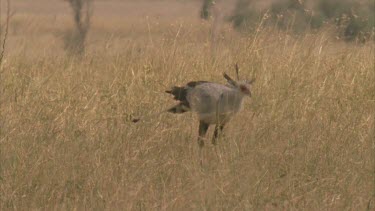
left=187, top=83, right=232, bottom=114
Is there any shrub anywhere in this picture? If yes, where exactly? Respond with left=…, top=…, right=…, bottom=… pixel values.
left=228, top=0, right=374, bottom=42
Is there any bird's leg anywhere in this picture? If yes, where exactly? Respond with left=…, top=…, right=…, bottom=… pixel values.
left=213, top=93, right=225, bottom=146
left=212, top=123, right=225, bottom=145
left=198, top=121, right=209, bottom=148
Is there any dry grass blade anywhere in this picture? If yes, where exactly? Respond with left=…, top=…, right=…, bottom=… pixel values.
left=0, top=1, right=374, bottom=210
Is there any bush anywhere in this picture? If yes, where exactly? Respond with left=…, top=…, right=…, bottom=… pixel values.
left=229, top=0, right=374, bottom=42
left=228, top=0, right=254, bottom=30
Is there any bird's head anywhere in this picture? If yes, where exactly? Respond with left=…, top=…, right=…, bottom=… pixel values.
left=223, top=64, right=255, bottom=97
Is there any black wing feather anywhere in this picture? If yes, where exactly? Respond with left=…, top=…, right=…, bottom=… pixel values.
left=165, top=81, right=208, bottom=109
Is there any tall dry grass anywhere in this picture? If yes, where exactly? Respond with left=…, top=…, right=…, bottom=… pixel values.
left=1, top=2, right=374, bottom=210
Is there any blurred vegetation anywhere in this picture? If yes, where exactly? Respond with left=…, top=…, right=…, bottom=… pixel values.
left=200, top=0, right=214, bottom=20
left=63, top=0, right=93, bottom=55
left=226, top=0, right=375, bottom=42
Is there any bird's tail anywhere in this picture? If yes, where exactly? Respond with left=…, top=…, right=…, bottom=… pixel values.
left=165, top=86, right=190, bottom=113
left=166, top=103, right=189, bottom=114
left=132, top=85, right=193, bottom=123
left=132, top=104, right=189, bottom=123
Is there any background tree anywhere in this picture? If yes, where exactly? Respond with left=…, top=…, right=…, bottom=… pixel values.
left=0, top=0, right=10, bottom=66
left=63, top=0, right=93, bottom=55
left=200, top=0, right=214, bottom=20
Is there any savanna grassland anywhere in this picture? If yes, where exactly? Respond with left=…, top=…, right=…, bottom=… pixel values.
left=0, top=0, right=374, bottom=210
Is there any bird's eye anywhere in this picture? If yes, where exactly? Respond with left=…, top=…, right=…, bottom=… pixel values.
left=240, top=85, right=248, bottom=92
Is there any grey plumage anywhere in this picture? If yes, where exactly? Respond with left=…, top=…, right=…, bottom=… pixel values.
left=165, top=66, right=254, bottom=147
left=132, top=65, right=254, bottom=148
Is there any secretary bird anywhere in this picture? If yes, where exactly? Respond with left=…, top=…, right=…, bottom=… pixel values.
left=133, top=65, right=254, bottom=148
